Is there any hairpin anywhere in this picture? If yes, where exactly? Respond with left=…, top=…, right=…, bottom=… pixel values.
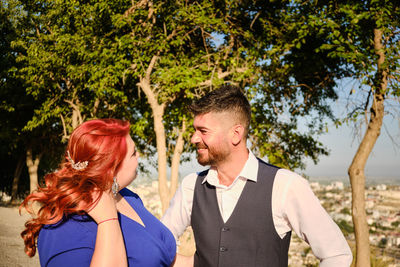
left=66, top=151, right=89, bottom=170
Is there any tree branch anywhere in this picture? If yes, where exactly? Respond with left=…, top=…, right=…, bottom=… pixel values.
left=60, top=113, right=69, bottom=140
left=64, top=99, right=83, bottom=125
left=146, top=55, right=158, bottom=82
left=198, top=67, right=248, bottom=87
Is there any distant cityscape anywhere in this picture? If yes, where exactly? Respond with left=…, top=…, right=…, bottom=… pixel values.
left=136, top=172, right=400, bottom=186
left=308, top=175, right=400, bottom=186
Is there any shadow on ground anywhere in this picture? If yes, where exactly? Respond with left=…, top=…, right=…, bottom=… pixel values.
left=0, top=205, right=40, bottom=267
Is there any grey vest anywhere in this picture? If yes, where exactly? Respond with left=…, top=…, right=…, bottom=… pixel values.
left=191, top=159, right=291, bottom=267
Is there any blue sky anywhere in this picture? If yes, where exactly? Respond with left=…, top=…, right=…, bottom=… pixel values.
left=304, top=82, right=400, bottom=179
left=303, top=115, right=399, bottom=178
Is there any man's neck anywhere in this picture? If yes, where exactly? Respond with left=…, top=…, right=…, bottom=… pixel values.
left=215, top=149, right=249, bottom=187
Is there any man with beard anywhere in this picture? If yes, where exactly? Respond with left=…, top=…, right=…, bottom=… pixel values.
left=161, top=85, right=352, bottom=267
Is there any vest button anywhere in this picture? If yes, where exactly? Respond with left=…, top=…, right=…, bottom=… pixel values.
left=220, top=246, right=228, bottom=252
left=221, top=227, right=230, bottom=232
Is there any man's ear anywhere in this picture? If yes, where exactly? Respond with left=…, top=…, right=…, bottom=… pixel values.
left=231, top=124, right=245, bottom=146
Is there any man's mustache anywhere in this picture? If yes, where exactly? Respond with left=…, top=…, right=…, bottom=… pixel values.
left=196, top=144, right=207, bottom=149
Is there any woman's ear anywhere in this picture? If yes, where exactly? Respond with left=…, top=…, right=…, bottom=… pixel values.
left=231, top=124, right=245, bottom=146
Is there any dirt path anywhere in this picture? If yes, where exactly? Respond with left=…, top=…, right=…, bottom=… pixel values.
left=0, top=206, right=40, bottom=267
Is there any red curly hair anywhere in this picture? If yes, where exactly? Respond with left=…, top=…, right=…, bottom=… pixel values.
left=20, top=118, right=130, bottom=257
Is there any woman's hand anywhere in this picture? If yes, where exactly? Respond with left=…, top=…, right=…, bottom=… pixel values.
left=86, top=190, right=127, bottom=267
left=87, top=190, right=118, bottom=223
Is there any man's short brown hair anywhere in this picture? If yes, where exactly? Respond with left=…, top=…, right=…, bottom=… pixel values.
left=190, top=85, right=251, bottom=136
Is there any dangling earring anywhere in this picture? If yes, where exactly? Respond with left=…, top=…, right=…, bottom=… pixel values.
left=112, top=177, right=119, bottom=198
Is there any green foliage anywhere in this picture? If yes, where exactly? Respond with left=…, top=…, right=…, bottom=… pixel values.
left=0, top=0, right=31, bottom=195
left=4, top=0, right=383, bottom=185
left=309, top=0, right=400, bottom=123
left=116, top=0, right=349, bottom=170
left=12, top=0, right=135, bottom=134
left=336, top=219, right=354, bottom=237
left=341, top=207, right=351, bottom=215
left=233, top=1, right=346, bottom=169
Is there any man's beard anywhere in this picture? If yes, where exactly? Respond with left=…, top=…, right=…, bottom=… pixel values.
left=196, top=143, right=230, bottom=166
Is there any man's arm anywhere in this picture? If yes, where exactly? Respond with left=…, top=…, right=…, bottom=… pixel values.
left=278, top=170, right=353, bottom=267
left=161, top=173, right=197, bottom=241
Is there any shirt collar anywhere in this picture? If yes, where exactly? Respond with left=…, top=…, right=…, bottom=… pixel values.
left=200, top=150, right=259, bottom=185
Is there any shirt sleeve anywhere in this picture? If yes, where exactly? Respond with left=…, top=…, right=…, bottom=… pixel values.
left=277, top=169, right=353, bottom=267
left=161, top=173, right=197, bottom=241
left=46, top=247, right=93, bottom=267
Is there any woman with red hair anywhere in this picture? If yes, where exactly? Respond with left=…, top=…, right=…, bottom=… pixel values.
left=20, top=118, right=177, bottom=266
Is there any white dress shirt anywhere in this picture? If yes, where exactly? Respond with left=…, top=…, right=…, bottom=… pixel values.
left=161, top=151, right=353, bottom=266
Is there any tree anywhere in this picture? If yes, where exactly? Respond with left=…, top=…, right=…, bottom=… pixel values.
left=113, top=0, right=253, bottom=211
left=8, top=0, right=355, bottom=218
left=15, top=0, right=136, bottom=134
left=236, top=0, right=350, bottom=170
left=11, top=0, right=139, bottom=194
left=0, top=0, right=33, bottom=201
left=115, top=0, right=344, bottom=212
left=126, top=0, right=356, bottom=212
left=309, top=1, right=400, bottom=265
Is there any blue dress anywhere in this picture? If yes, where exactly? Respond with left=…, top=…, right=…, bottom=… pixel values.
left=37, top=188, right=176, bottom=267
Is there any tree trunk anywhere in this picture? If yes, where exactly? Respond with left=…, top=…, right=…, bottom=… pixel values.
left=348, top=28, right=387, bottom=267
left=137, top=73, right=171, bottom=213
left=137, top=55, right=187, bottom=213
left=26, top=148, right=42, bottom=193
left=10, top=154, right=25, bottom=204
left=153, top=107, right=170, bottom=213
left=169, top=119, right=186, bottom=201
left=70, top=99, right=83, bottom=130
